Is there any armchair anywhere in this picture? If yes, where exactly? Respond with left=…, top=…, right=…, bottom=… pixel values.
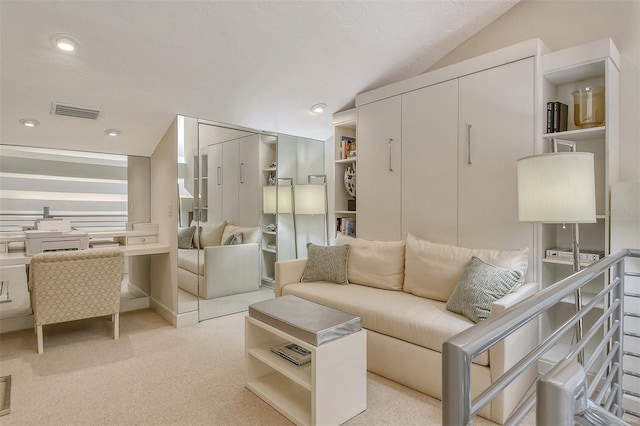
left=28, top=248, right=124, bottom=354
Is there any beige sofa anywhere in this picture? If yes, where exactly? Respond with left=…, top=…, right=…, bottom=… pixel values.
left=275, top=233, right=539, bottom=424
left=178, top=221, right=260, bottom=299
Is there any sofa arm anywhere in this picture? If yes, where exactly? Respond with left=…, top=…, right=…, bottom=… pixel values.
left=275, top=258, right=307, bottom=297
left=203, top=243, right=260, bottom=299
left=488, top=282, right=540, bottom=423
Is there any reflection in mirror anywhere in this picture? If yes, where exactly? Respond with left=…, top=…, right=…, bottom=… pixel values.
left=0, top=145, right=151, bottom=322
left=176, top=117, right=275, bottom=321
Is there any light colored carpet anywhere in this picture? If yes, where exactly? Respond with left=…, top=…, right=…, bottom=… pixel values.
left=0, top=309, right=500, bottom=426
left=4, top=309, right=634, bottom=426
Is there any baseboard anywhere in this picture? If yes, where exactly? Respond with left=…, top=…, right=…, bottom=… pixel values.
left=0, top=314, right=33, bottom=333
left=120, top=296, right=149, bottom=312
left=176, top=310, right=198, bottom=328
left=149, top=297, right=181, bottom=327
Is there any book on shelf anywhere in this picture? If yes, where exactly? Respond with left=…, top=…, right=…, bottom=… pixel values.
left=340, top=136, right=356, bottom=160
left=336, top=217, right=356, bottom=237
left=546, top=102, right=568, bottom=133
left=270, top=342, right=311, bottom=366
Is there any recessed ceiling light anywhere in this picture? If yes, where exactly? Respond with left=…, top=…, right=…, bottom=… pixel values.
left=20, top=118, right=39, bottom=127
left=105, top=129, right=121, bottom=137
left=50, top=34, right=78, bottom=52
left=311, top=103, right=327, bottom=113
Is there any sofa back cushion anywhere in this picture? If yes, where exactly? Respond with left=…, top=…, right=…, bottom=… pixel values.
left=198, top=220, right=227, bottom=248
left=335, top=234, right=405, bottom=291
left=222, top=224, right=260, bottom=245
left=403, top=233, right=529, bottom=302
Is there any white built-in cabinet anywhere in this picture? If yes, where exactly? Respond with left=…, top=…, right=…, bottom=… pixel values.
left=356, top=56, right=535, bottom=277
left=206, top=135, right=261, bottom=227
left=356, top=96, right=402, bottom=241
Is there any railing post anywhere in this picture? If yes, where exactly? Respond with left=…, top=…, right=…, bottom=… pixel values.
left=611, top=258, right=625, bottom=416
left=443, top=341, right=472, bottom=425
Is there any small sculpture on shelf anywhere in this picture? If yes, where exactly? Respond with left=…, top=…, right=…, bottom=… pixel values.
left=344, top=164, right=356, bottom=198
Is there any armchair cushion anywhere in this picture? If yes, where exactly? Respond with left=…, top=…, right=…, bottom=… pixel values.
left=199, top=220, right=227, bottom=248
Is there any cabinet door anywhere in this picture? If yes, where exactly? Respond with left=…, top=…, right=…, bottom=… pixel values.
left=401, top=80, right=458, bottom=244
left=207, top=143, right=224, bottom=224
left=222, top=140, right=240, bottom=225
left=238, top=135, right=260, bottom=227
left=458, top=58, right=534, bottom=255
left=357, top=95, right=402, bottom=240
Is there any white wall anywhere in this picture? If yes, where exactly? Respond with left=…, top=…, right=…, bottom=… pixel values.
left=428, top=0, right=640, bottom=181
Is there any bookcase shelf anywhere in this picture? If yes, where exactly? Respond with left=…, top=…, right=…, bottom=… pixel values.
left=332, top=109, right=357, bottom=240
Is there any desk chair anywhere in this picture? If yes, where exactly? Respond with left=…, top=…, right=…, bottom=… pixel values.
left=28, top=248, right=124, bottom=354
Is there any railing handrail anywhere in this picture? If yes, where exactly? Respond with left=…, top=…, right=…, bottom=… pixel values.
left=443, top=248, right=639, bottom=425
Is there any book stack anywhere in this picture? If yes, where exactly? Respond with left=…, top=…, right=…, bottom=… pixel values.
left=340, top=136, right=356, bottom=160
left=546, top=102, right=569, bottom=133
left=337, top=218, right=355, bottom=237
left=270, top=342, right=311, bottom=366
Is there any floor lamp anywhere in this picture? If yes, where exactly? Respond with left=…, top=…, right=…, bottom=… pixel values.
left=294, top=175, right=328, bottom=246
left=517, top=150, right=596, bottom=365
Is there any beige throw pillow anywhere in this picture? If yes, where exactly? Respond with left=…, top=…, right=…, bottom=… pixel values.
left=335, top=234, right=405, bottom=290
left=198, top=221, right=227, bottom=248
left=403, top=233, right=528, bottom=302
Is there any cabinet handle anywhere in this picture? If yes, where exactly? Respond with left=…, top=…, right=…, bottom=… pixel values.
left=388, top=138, right=394, bottom=172
left=240, top=162, right=245, bottom=184
left=217, top=166, right=222, bottom=185
left=467, top=124, right=473, bottom=165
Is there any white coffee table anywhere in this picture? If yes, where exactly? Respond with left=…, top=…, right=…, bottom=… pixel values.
left=245, top=296, right=366, bottom=425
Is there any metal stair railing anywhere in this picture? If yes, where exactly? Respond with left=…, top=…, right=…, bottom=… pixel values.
left=443, top=248, right=640, bottom=425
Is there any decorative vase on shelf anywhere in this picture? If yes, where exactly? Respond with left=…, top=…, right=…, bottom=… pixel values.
left=572, top=85, right=605, bottom=128
left=344, top=165, right=356, bottom=198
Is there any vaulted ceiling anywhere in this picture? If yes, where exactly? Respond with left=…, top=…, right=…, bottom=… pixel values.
left=0, top=1, right=519, bottom=157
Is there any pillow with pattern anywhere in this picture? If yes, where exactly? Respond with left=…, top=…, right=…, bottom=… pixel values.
left=301, top=243, right=350, bottom=284
left=224, top=232, right=243, bottom=245
left=177, top=226, right=196, bottom=249
left=446, top=256, right=523, bottom=323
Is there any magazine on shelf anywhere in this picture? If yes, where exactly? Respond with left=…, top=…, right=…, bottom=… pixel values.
left=270, top=342, right=312, bottom=366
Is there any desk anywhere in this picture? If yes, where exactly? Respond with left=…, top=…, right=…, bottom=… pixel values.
left=0, top=231, right=170, bottom=333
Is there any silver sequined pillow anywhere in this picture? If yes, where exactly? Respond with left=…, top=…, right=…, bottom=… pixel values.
left=446, top=256, right=522, bottom=323
left=301, top=243, right=350, bottom=284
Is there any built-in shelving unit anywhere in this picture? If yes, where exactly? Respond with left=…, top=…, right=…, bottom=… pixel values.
left=332, top=109, right=357, bottom=238
left=538, top=39, right=620, bottom=370
left=260, top=136, right=277, bottom=286
left=193, top=152, right=208, bottom=222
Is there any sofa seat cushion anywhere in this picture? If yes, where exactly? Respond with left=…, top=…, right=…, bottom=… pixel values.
left=177, top=249, right=204, bottom=276
left=282, top=281, right=488, bottom=366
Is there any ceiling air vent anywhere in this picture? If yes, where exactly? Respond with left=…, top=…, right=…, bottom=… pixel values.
left=50, top=102, right=101, bottom=120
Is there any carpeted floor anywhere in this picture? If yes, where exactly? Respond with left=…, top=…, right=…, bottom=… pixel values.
left=0, top=309, right=506, bottom=425
left=3, top=308, right=635, bottom=426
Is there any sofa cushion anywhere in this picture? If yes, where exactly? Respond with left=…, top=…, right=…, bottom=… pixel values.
left=301, top=244, right=350, bottom=284
left=403, top=233, right=528, bottom=302
left=199, top=221, right=227, bottom=248
left=222, top=224, right=260, bottom=245
left=335, top=234, right=405, bottom=291
left=282, top=281, right=488, bottom=366
left=446, top=257, right=523, bottom=323
left=178, top=226, right=196, bottom=249
left=177, top=249, right=204, bottom=275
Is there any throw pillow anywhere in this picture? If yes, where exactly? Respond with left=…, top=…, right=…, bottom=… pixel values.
left=177, top=226, right=196, bottom=249
left=199, top=220, right=227, bottom=248
left=224, top=232, right=243, bottom=245
left=222, top=224, right=261, bottom=245
left=301, top=243, right=350, bottom=284
left=403, top=233, right=529, bottom=302
left=335, top=234, right=405, bottom=290
left=446, top=256, right=523, bottom=323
